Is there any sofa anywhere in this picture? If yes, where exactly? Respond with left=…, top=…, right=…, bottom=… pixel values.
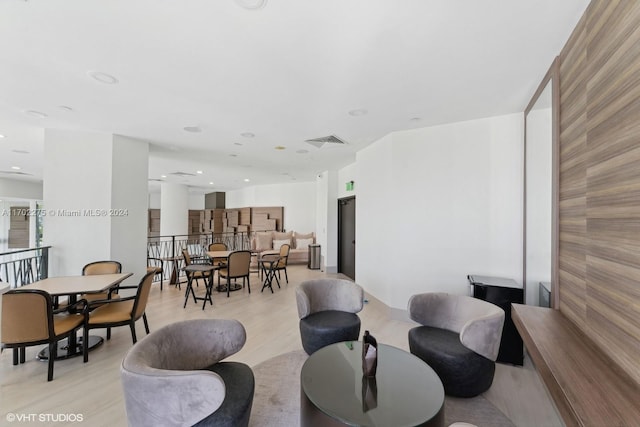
left=251, top=231, right=315, bottom=265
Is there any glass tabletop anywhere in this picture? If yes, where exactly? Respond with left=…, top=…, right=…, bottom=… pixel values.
left=301, top=342, right=444, bottom=426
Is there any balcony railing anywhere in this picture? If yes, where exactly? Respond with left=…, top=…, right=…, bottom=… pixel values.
left=0, top=246, right=50, bottom=289
left=147, top=232, right=252, bottom=283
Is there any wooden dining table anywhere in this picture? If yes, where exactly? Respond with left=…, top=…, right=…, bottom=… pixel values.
left=26, top=272, right=132, bottom=360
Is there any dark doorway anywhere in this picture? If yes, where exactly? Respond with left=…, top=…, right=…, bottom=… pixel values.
left=338, top=196, right=356, bottom=280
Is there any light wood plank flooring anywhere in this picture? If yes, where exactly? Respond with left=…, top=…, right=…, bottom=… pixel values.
left=1, top=266, right=561, bottom=426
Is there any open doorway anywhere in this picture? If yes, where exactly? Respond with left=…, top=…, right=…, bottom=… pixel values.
left=338, top=196, right=356, bottom=279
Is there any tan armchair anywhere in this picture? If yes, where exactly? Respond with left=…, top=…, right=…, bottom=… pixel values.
left=1, top=289, right=87, bottom=381
left=84, top=270, right=155, bottom=359
left=208, top=242, right=228, bottom=267
left=81, top=260, right=122, bottom=302
left=218, top=250, right=251, bottom=297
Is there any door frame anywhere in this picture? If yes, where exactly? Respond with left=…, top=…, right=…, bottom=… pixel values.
left=337, top=196, right=356, bottom=279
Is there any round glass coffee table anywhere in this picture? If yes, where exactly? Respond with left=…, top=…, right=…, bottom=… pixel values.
left=300, top=341, right=444, bottom=427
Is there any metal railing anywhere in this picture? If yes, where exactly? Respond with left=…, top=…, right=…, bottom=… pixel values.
left=147, top=232, right=252, bottom=282
left=0, top=246, right=50, bottom=289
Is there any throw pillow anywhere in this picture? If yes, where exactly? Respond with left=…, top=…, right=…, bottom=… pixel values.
left=273, top=239, right=291, bottom=250
left=296, top=238, right=313, bottom=250
left=294, top=232, right=314, bottom=248
left=273, top=231, right=293, bottom=241
left=255, top=232, right=273, bottom=251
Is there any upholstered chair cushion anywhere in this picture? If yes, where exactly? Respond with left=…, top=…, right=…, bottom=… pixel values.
left=121, top=319, right=254, bottom=427
left=300, top=310, right=361, bottom=355
left=408, top=326, right=495, bottom=397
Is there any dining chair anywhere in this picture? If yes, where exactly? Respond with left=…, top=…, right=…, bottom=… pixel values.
left=1, top=289, right=87, bottom=381
left=218, top=250, right=251, bottom=297
left=84, top=270, right=155, bottom=359
left=81, top=260, right=123, bottom=302
left=146, top=257, right=164, bottom=290
left=272, top=243, right=291, bottom=284
left=208, top=242, right=228, bottom=267
left=182, top=249, right=212, bottom=289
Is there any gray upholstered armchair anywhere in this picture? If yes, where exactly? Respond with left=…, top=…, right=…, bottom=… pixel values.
left=120, top=319, right=254, bottom=427
left=296, top=278, right=364, bottom=355
left=408, top=293, right=505, bottom=397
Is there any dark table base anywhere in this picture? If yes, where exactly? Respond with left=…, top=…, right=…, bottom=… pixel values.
left=216, top=283, right=242, bottom=292
left=37, top=335, right=104, bottom=361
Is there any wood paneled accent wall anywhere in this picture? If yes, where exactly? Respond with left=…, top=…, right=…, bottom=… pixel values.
left=558, top=0, right=640, bottom=384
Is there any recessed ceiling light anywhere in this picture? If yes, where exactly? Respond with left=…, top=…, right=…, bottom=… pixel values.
left=25, top=110, right=47, bottom=119
left=348, top=108, right=368, bottom=117
left=88, top=71, right=119, bottom=84
left=58, top=105, right=74, bottom=112
left=11, top=166, right=21, bottom=170
left=161, top=175, right=167, bottom=178
left=241, top=132, right=255, bottom=138
left=410, top=117, right=421, bottom=122
left=274, top=146, right=286, bottom=150
left=235, top=0, right=267, bottom=10
left=296, top=149, right=309, bottom=154
left=244, top=178, right=250, bottom=182
left=209, top=182, right=215, bottom=185
left=196, top=170, right=203, bottom=174
left=0, top=134, right=5, bottom=138
left=183, top=126, right=201, bottom=133
left=234, top=142, right=243, bottom=146
left=11, top=150, right=29, bottom=154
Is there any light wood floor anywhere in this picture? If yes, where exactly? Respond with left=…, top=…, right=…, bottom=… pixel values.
left=1, top=266, right=562, bottom=427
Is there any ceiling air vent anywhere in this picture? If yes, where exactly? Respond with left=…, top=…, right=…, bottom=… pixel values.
left=305, top=135, right=347, bottom=149
left=168, top=171, right=196, bottom=177
left=148, top=178, right=165, bottom=182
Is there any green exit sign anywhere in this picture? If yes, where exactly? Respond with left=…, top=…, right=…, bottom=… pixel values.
left=346, top=181, right=354, bottom=191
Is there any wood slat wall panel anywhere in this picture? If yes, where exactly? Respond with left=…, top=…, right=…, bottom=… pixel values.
left=558, top=0, right=640, bottom=385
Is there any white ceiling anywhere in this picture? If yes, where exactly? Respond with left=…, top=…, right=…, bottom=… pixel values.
left=0, top=0, right=589, bottom=193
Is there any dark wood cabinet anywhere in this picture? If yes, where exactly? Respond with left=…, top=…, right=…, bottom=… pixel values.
left=468, top=275, right=524, bottom=366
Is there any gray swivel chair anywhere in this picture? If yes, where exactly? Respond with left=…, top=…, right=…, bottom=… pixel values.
left=296, top=278, right=364, bottom=355
left=407, top=293, right=505, bottom=397
left=120, top=319, right=254, bottom=427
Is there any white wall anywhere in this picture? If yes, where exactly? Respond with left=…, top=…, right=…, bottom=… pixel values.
left=357, top=113, right=524, bottom=309
left=338, top=163, right=357, bottom=199
left=226, top=181, right=316, bottom=233
left=43, top=130, right=113, bottom=276
left=160, top=183, right=188, bottom=236
left=110, top=136, right=149, bottom=279
left=0, top=178, right=43, bottom=200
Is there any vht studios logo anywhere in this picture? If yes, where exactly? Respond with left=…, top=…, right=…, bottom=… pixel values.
left=6, top=413, right=84, bottom=423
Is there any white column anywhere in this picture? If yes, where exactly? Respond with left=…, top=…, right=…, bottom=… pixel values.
left=160, top=183, right=188, bottom=236
left=42, top=129, right=148, bottom=280
left=316, top=170, right=338, bottom=273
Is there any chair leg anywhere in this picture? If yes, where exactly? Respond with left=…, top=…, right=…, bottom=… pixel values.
left=48, top=342, right=56, bottom=381
left=83, top=326, right=89, bottom=363
left=12, top=348, right=18, bottom=365
left=247, top=275, right=251, bottom=294
left=107, top=327, right=111, bottom=340
left=284, top=268, right=288, bottom=283
left=19, top=346, right=26, bottom=363
left=143, top=313, right=150, bottom=334
left=227, top=277, right=230, bottom=298
left=130, top=323, right=138, bottom=344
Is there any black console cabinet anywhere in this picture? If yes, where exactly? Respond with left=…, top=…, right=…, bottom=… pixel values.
left=467, top=275, right=524, bottom=365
